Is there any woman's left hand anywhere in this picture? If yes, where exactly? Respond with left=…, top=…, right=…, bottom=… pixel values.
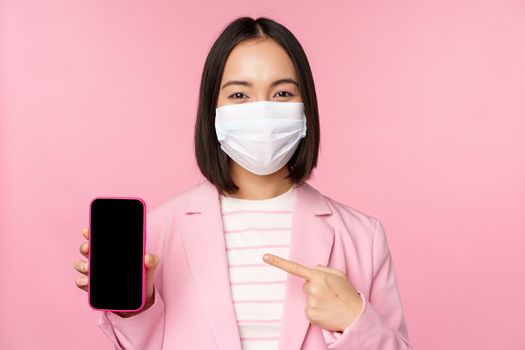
left=263, top=253, right=363, bottom=333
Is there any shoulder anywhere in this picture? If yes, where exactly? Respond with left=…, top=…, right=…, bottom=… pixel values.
left=315, top=186, right=382, bottom=243
left=145, top=181, right=203, bottom=228
left=149, top=182, right=200, bottom=212
left=315, top=186, right=393, bottom=275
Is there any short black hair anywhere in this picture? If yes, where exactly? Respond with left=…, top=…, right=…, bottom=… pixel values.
left=194, top=16, right=320, bottom=195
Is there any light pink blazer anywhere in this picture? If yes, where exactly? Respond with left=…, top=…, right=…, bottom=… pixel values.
left=97, top=179, right=413, bottom=349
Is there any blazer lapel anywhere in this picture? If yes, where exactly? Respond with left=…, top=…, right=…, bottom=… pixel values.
left=277, top=180, right=334, bottom=350
left=181, top=179, right=334, bottom=350
left=181, top=179, right=243, bottom=350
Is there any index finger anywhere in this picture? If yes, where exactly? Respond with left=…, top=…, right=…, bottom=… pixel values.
left=263, top=254, right=316, bottom=280
left=82, top=227, right=89, bottom=240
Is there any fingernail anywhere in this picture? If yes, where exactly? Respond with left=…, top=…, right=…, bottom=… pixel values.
left=263, top=254, right=272, bottom=263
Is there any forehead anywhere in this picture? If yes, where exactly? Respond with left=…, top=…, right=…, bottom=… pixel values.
left=221, top=38, right=297, bottom=84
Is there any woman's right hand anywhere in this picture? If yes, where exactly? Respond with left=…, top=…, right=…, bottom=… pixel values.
left=73, top=227, right=160, bottom=318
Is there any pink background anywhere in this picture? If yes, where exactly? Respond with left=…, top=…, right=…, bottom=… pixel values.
left=1, top=1, right=524, bottom=349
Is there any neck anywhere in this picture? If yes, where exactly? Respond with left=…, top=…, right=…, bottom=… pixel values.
left=224, top=163, right=294, bottom=200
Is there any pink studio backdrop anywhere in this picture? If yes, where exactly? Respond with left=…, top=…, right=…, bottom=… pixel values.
left=1, top=1, right=524, bottom=349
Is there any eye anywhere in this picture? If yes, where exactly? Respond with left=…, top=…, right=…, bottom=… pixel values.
left=274, top=91, right=294, bottom=98
left=228, top=92, right=248, bottom=100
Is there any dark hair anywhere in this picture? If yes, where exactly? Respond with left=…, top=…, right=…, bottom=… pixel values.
left=194, top=16, right=320, bottom=195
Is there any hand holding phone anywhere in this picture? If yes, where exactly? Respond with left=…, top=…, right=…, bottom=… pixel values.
left=72, top=197, right=161, bottom=317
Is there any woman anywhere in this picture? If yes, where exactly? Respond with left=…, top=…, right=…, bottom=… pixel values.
left=74, top=16, right=412, bottom=350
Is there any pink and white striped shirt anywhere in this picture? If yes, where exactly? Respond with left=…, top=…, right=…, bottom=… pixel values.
left=219, top=185, right=295, bottom=350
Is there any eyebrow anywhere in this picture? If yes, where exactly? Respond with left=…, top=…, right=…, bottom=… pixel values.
left=220, top=78, right=299, bottom=90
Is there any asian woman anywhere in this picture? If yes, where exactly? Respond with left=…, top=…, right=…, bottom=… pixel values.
left=74, top=16, right=412, bottom=350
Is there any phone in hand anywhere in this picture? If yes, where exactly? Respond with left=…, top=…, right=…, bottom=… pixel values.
left=88, top=197, right=146, bottom=312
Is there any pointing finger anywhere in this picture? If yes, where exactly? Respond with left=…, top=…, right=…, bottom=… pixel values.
left=314, top=264, right=346, bottom=277
left=263, top=253, right=316, bottom=280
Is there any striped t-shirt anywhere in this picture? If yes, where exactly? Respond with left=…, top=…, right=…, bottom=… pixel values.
left=219, top=185, right=295, bottom=350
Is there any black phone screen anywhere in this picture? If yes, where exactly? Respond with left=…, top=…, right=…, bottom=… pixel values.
left=89, top=198, right=145, bottom=311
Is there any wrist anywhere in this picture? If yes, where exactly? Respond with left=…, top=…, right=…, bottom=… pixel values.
left=113, top=295, right=154, bottom=318
left=339, top=293, right=364, bottom=331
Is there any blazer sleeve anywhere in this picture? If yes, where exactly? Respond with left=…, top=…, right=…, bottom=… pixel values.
left=96, top=207, right=168, bottom=350
left=97, top=286, right=165, bottom=350
left=323, top=218, right=413, bottom=350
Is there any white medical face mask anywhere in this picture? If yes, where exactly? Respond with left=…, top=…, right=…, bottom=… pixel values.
left=214, top=100, right=307, bottom=176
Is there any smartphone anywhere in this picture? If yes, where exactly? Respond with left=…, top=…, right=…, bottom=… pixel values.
left=88, top=197, right=147, bottom=312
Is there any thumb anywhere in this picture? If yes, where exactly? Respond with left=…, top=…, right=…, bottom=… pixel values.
left=145, top=253, right=160, bottom=271
left=144, top=253, right=160, bottom=302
